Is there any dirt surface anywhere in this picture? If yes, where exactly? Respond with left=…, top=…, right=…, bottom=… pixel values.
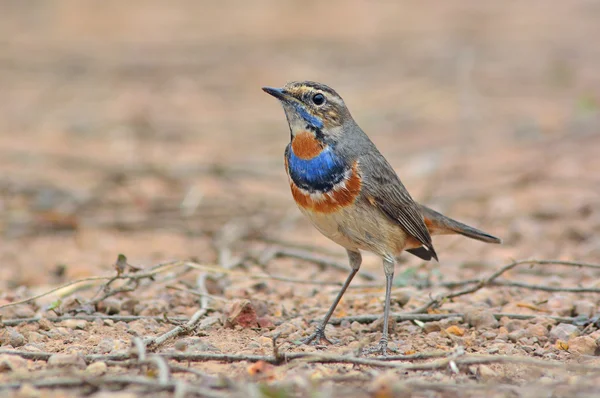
left=1, top=1, right=600, bottom=397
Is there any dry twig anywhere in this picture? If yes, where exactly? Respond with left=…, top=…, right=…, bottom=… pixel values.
left=411, top=259, right=600, bottom=313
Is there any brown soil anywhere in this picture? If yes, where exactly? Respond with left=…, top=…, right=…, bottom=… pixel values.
left=1, top=1, right=600, bottom=397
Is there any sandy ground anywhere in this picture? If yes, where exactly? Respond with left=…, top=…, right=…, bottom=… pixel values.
left=1, top=1, right=600, bottom=397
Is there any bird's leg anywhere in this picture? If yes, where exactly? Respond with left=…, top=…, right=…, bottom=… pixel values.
left=302, top=250, right=361, bottom=346
left=364, top=257, right=396, bottom=356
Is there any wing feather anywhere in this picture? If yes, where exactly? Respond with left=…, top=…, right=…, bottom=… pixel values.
left=360, top=151, right=438, bottom=261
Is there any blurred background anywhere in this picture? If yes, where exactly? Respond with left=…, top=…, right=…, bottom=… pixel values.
left=1, top=0, right=599, bottom=287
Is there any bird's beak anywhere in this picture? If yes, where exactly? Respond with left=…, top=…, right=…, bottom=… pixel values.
left=262, top=86, right=289, bottom=102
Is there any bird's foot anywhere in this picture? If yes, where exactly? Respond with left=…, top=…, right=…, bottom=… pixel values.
left=361, top=339, right=396, bottom=357
left=300, top=327, right=337, bottom=346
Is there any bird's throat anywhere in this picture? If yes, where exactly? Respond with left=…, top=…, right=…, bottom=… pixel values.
left=286, top=140, right=346, bottom=193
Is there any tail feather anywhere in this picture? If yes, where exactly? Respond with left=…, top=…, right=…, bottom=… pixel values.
left=418, top=204, right=502, bottom=244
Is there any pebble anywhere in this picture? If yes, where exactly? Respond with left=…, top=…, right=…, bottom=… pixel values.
left=97, top=298, right=122, bottom=315
left=504, top=320, right=525, bottom=333
left=16, top=384, right=41, bottom=398
left=549, top=323, right=580, bottom=342
left=0, top=328, right=26, bottom=347
left=91, top=392, right=137, bottom=398
left=568, top=336, right=598, bottom=356
left=225, top=299, right=258, bottom=328
left=508, top=329, right=527, bottom=343
left=199, top=315, right=221, bottom=330
left=85, top=361, right=108, bottom=376
left=0, top=354, right=28, bottom=372
left=47, top=353, right=87, bottom=369
left=464, top=310, right=498, bottom=329
left=574, top=300, right=596, bottom=318
left=547, top=294, right=574, bottom=316
left=482, top=331, right=497, bottom=340
left=137, top=299, right=169, bottom=316
left=13, top=306, right=36, bottom=319
left=350, top=321, right=364, bottom=333
left=478, top=365, right=498, bottom=380
left=96, top=338, right=116, bottom=354
left=369, top=316, right=396, bottom=334
left=62, top=319, right=87, bottom=330
left=533, top=347, right=546, bottom=357
left=128, top=319, right=160, bottom=336
left=25, top=331, right=47, bottom=343
left=526, top=323, right=548, bottom=338
left=423, top=322, right=441, bottom=334
left=487, top=347, right=500, bottom=354
left=37, top=318, right=53, bottom=331
left=257, top=316, right=275, bottom=329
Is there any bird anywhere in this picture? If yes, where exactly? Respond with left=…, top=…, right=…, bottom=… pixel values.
left=262, top=81, right=501, bottom=355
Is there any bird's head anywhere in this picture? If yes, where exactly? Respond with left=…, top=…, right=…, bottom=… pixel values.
left=262, top=81, right=352, bottom=141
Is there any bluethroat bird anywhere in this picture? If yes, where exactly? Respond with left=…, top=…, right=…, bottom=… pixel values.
left=263, top=81, right=501, bottom=355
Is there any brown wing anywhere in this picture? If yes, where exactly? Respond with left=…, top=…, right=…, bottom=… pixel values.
left=360, top=150, right=438, bottom=261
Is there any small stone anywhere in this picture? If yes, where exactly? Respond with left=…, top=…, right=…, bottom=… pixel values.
left=25, top=332, right=47, bottom=343
left=37, top=318, right=53, bottom=331
left=257, top=316, right=275, bottom=329
left=478, top=365, right=498, bottom=380
left=350, top=321, right=364, bottom=332
left=508, top=329, right=527, bottom=343
left=533, top=347, right=546, bottom=357
left=445, top=325, right=465, bottom=336
left=549, top=323, right=580, bottom=342
left=482, top=331, right=497, bottom=340
left=526, top=324, right=548, bottom=338
left=574, top=300, right=596, bottom=318
left=0, top=354, right=28, bottom=372
left=504, top=320, right=525, bottom=333
left=13, top=306, right=36, bottom=319
left=121, top=299, right=139, bottom=314
left=464, top=310, right=498, bottom=329
left=62, top=319, right=87, bottom=330
left=16, top=384, right=40, bottom=398
left=0, top=328, right=26, bottom=347
left=487, top=347, right=500, bottom=354
left=85, top=361, right=108, bottom=376
left=439, top=317, right=462, bottom=328
left=369, top=316, right=396, bottom=334
left=225, top=300, right=258, bottom=328
left=547, top=295, right=574, bottom=316
left=568, top=336, right=598, bottom=356
left=97, top=298, right=122, bottom=315
left=48, top=354, right=86, bottom=369
left=138, top=299, right=169, bottom=316
left=423, top=322, right=442, bottom=334
left=128, top=319, right=159, bottom=336
left=95, top=338, right=116, bottom=354
left=91, top=392, right=137, bottom=398
left=199, top=315, right=221, bottom=330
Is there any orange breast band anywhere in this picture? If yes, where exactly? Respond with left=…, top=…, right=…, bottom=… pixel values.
left=290, top=161, right=362, bottom=214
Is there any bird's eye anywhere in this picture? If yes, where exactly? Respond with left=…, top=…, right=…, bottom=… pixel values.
left=312, top=93, right=325, bottom=106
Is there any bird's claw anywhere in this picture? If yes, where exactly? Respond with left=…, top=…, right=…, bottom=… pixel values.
left=301, top=327, right=336, bottom=346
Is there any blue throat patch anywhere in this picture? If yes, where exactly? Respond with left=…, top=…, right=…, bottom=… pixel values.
left=292, top=102, right=324, bottom=129
left=286, top=144, right=347, bottom=192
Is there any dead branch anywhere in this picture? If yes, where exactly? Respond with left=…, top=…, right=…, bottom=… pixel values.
left=411, top=259, right=600, bottom=314
left=145, top=308, right=208, bottom=348
left=329, top=312, right=575, bottom=325
left=2, top=348, right=599, bottom=374
left=0, top=260, right=185, bottom=312
left=1, top=314, right=189, bottom=327
left=0, top=375, right=226, bottom=398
